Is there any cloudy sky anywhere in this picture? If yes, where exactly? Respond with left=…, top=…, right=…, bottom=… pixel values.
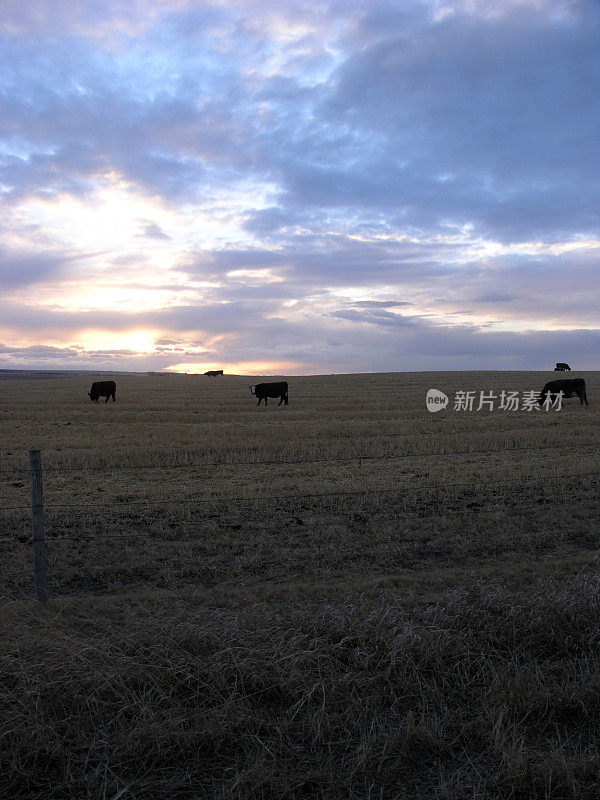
left=1, top=0, right=598, bottom=374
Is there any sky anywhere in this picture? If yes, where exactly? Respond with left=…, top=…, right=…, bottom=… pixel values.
left=0, top=0, right=598, bottom=375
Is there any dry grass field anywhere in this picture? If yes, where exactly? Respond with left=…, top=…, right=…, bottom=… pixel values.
left=1, top=370, right=599, bottom=798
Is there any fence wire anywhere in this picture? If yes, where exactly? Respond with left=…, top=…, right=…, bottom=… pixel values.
left=2, top=448, right=599, bottom=600
left=2, top=468, right=598, bottom=514
left=0, top=438, right=597, bottom=478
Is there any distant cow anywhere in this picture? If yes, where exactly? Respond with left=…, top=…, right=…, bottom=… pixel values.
left=249, top=381, right=289, bottom=406
left=538, top=378, right=588, bottom=407
left=88, top=380, right=116, bottom=403
left=554, top=363, right=571, bottom=371
left=205, top=370, right=223, bottom=377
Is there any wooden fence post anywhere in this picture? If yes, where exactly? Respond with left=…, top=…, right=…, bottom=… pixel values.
left=29, top=450, right=48, bottom=602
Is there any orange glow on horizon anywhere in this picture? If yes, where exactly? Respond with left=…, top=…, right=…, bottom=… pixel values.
left=166, top=360, right=304, bottom=375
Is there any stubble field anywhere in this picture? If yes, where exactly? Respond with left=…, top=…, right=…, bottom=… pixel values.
left=1, top=370, right=600, bottom=798
left=2, top=370, right=599, bottom=601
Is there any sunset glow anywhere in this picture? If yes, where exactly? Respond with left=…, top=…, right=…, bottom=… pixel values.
left=1, top=0, right=598, bottom=373
left=167, top=360, right=304, bottom=375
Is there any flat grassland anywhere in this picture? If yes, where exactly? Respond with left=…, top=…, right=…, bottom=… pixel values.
left=1, top=371, right=599, bottom=798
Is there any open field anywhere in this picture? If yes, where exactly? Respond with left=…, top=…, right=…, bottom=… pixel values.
left=1, top=371, right=600, bottom=798
left=2, top=370, right=599, bottom=601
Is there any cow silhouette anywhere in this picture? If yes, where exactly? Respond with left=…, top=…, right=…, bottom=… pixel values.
left=88, top=380, right=116, bottom=403
left=538, top=378, right=588, bottom=407
left=249, top=382, right=289, bottom=406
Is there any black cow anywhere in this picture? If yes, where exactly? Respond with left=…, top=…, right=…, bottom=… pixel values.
left=249, top=381, right=289, bottom=406
left=88, top=380, right=116, bottom=403
left=538, top=378, right=588, bottom=407
left=204, top=370, right=224, bottom=377
left=554, top=363, right=571, bottom=371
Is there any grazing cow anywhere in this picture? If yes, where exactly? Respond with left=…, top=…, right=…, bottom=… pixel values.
left=204, top=370, right=224, bottom=377
left=554, top=363, right=571, bottom=371
left=249, top=381, right=289, bottom=406
left=538, top=378, right=588, bottom=407
left=88, top=380, right=116, bottom=403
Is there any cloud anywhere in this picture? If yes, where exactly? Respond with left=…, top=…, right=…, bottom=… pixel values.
left=137, top=221, right=171, bottom=240
left=0, top=0, right=598, bottom=373
left=4, top=319, right=599, bottom=374
left=274, top=1, right=600, bottom=241
left=0, top=247, right=101, bottom=288
left=353, top=300, right=412, bottom=308
left=332, top=308, right=417, bottom=327
left=2, top=0, right=597, bottom=236
left=0, top=250, right=64, bottom=288
left=0, top=343, right=83, bottom=358
left=474, top=292, right=519, bottom=303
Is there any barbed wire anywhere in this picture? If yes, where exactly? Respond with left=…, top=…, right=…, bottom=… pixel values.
left=31, top=499, right=600, bottom=542
left=0, top=439, right=596, bottom=479
left=3, top=415, right=597, bottom=473
left=4, top=479, right=599, bottom=513
left=5, top=535, right=600, bottom=592
left=1, top=468, right=597, bottom=513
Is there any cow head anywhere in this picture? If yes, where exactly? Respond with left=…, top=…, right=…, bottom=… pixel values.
left=249, top=385, right=255, bottom=395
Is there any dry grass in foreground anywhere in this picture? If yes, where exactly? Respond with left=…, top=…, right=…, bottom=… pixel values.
left=1, top=575, right=599, bottom=799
